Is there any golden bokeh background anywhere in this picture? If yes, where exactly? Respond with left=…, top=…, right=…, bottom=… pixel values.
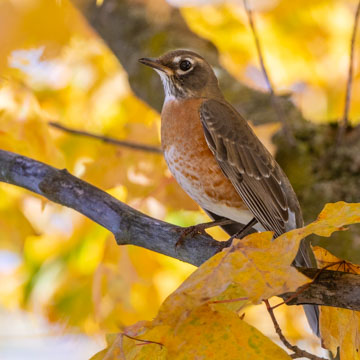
left=1, top=0, right=358, bottom=358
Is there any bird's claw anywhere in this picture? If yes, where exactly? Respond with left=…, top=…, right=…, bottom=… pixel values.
left=174, top=224, right=209, bottom=248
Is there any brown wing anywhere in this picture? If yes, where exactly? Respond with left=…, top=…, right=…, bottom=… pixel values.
left=199, top=99, right=302, bottom=237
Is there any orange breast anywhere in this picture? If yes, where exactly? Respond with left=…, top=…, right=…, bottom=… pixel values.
left=161, top=98, right=247, bottom=211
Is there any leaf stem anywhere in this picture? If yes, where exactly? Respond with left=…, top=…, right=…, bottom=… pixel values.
left=208, top=297, right=248, bottom=304
left=123, top=333, right=163, bottom=348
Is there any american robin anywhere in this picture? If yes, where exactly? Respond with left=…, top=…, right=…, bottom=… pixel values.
left=139, top=49, right=319, bottom=336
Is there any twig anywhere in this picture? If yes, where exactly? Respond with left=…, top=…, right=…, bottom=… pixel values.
left=49, top=121, right=162, bottom=154
left=337, top=0, right=360, bottom=144
left=243, top=0, right=296, bottom=146
left=264, top=299, right=326, bottom=360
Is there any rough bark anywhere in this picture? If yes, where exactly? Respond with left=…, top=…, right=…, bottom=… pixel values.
left=1, top=148, right=360, bottom=312
left=281, top=268, right=360, bottom=311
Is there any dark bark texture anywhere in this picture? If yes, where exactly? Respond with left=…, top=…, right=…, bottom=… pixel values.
left=281, top=268, right=360, bottom=311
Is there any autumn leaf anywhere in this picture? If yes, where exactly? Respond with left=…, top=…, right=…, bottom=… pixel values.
left=305, top=202, right=360, bottom=237
left=91, top=324, right=167, bottom=360
left=89, top=202, right=360, bottom=359
left=157, top=202, right=360, bottom=327
left=96, top=305, right=291, bottom=360
left=313, top=246, right=360, bottom=360
left=156, top=231, right=309, bottom=327
left=163, top=305, right=291, bottom=360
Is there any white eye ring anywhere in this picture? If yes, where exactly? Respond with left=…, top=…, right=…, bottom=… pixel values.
left=174, top=57, right=195, bottom=75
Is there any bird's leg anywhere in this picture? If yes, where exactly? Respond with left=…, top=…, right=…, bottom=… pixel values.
left=175, top=218, right=235, bottom=247
left=226, top=218, right=258, bottom=245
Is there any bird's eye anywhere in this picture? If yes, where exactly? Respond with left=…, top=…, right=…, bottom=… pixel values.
left=179, top=60, right=192, bottom=71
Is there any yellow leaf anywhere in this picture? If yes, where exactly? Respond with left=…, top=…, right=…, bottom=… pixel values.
left=94, top=202, right=360, bottom=358
left=313, top=247, right=360, bottom=359
left=165, top=305, right=291, bottom=360
left=156, top=231, right=308, bottom=326
left=305, top=202, right=360, bottom=237
left=96, top=306, right=291, bottom=360
left=320, top=308, right=360, bottom=360
left=91, top=323, right=167, bottom=360
left=157, top=202, right=360, bottom=327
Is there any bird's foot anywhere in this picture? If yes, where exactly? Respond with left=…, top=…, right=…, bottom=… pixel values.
left=226, top=218, right=258, bottom=244
left=175, top=218, right=233, bottom=248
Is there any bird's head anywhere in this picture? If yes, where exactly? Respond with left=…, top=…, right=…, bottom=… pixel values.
left=139, top=50, right=223, bottom=101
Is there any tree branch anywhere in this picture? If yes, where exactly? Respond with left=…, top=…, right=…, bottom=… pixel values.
left=280, top=268, right=360, bottom=311
left=1, top=149, right=360, bottom=312
left=243, top=0, right=295, bottom=145
left=264, top=299, right=326, bottom=360
left=49, top=121, right=162, bottom=154
left=0, top=149, right=224, bottom=267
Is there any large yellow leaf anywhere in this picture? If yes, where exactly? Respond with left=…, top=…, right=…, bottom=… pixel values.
left=156, top=231, right=308, bottom=326
left=157, top=202, right=360, bottom=326
left=313, top=246, right=360, bottom=360
left=164, top=305, right=291, bottom=360
left=93, top=202, right=360, bottom=359
left=95, top=305, right=291, bottom=360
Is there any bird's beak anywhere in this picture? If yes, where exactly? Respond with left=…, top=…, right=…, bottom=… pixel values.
left=138, top=57, right=173, bottom=75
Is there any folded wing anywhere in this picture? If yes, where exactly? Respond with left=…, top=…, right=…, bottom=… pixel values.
left=199, top=99, right=302, bottom=237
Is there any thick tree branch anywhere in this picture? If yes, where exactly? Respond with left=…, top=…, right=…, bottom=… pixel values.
left=0, top=149, right=225, bottom=267
left=1, top=149, right=360, bottom=312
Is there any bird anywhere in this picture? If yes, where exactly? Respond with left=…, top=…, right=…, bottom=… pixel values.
left=139, top=49, right=319, bottom=336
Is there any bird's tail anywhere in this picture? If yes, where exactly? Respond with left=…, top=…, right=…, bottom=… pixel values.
left=293, top=239, right=320, bottom=337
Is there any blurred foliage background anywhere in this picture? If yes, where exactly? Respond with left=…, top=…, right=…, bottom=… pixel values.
left=0, top=0, right=359, bottom=358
